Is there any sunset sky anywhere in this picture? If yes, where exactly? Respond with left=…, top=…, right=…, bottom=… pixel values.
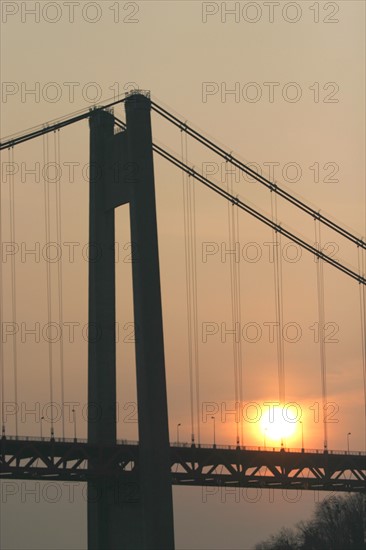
left=1, top=1, right=365, bottom=549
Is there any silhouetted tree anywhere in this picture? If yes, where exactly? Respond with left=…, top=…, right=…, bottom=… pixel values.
left=255, top=527, right=300, bottom=550
left=255, top=493, right=366, bottom=550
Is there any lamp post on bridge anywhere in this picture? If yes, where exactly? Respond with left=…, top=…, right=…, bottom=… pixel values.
left=40, top=416, right=44, bottom=439
left=72, top=408, right=77, bottom=442
left=300, top=421, right=304, bottom=452
left=176, top=423, right=181, bottom=445
left=347, top=432, right=351, bottom=453
left=211, top=416, right=216, bottom=448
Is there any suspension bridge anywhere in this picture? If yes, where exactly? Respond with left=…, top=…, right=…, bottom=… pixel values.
left=0, top=90, right=365, bottom=549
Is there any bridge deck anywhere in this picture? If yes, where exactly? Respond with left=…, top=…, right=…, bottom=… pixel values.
left=1, top=437, right=365, bottom=492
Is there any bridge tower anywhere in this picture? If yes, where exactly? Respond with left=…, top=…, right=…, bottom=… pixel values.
left=87, top=92, right=175, bottom=550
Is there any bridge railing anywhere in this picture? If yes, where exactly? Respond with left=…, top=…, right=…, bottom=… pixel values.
left=3, top=435, right=87, bottom=443
left=2, top=435, right=365, bottom=456
left=170, top=442, right=365, bottom=456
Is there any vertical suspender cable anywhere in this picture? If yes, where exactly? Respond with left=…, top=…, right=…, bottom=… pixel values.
left=190, top=165, right=200, bottom=445
left=226, top=159, right=243, bottom=446
left=357, top=245, right=366, bottom=424
left=315, top=216, right=328, bottom=450
left=181, top=126, right=195, bottom=444
left=55, top=130, right=65, bottom=438
left=227, top=162, right=238, bottom=444
left=235, top=202, right=244, bottom=446
left=184, top=126, right=200, bottom=445
left=9, top=147, right=18, bottom=436
left=271, top=192, right=285, bottom=427
left=43, top=133, right=54, bottom=438
left=0, top=155, right=4, bottom=436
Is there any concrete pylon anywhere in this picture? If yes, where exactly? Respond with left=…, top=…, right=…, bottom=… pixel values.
left=126, top=92, right=175, bottom=550
left=87, top=93, right=174, bottom=550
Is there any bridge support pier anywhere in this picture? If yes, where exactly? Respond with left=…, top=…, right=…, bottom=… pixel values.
left=87, top=93, right=174, bottom=550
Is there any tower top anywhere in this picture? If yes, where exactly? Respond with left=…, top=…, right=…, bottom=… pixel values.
left=125, top=89, right=151, bottom=99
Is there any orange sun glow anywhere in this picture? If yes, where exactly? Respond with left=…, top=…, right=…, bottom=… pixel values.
left=259, top=404, right=299, bottom=442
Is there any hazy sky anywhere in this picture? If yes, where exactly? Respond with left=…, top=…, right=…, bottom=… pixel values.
left=1, top=1, right=365, bottom=549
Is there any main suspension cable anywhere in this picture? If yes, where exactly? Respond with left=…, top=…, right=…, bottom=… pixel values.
left=146, top=138, right=365, bottom=285
left=113, top=114, right=364, bottom=284
left=151, top=102, right=364, bottom=251
left=0, top=96, right=128, bottom=151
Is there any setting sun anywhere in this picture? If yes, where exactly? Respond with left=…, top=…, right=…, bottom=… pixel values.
left=260, top=404, right=299, bottom=442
